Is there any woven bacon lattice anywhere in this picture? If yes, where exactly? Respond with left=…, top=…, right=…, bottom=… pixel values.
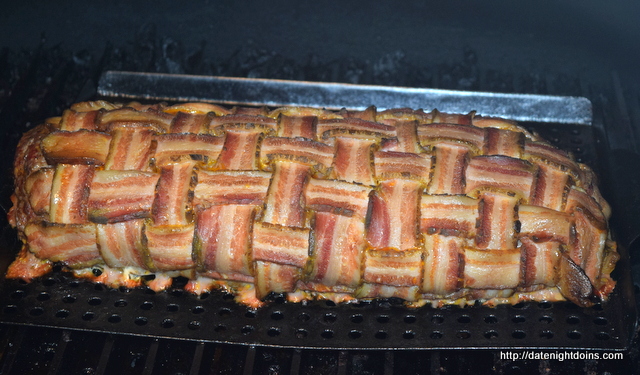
left=8, top=101, right=618, bottom=307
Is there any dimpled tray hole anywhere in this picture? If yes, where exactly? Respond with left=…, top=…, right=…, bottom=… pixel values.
left=594, top=317, right=608, bottom=326
left=539, top=316, right=553, bottom=324
left=29, top=307, right=44, bottom=316
left=10, top=290, right=25, bottom=300
left=349, top=330, right=362, bottom=339
left=270, top=311, right=284, bottom=321
left=87, top=297, right=102, bottom=306
left=566, top=316, right=580, bottom=324
left=297, top=312, right=310, bottom=322
left=595, top=332, right=610, bottom=340
left=321, top=330, right=334, bottom=339
left=350, top=314, right=363, bottom=324
left=37, top=292, right=50, bottom=301
left=512, top=315, right=526, bottom=323
left=55, top=309, right=69, bottom=318
left=218, top=308, right=231, bottom=317
left=191, top=306, right=205, bottom=314
left=166, top=303, right=179, bottom=312
left=540, top=331, right=554, bottom=339
left=244, top=310, right=256, bottom=318
left=82, top=312, right=94, bottom=321
left=323, top=313, right=337, bottom=323
left=537, top=301, right=552, bottom=309
left=430, top=331, right=443, bottom=339
left=295, top=329, right=307, bottom=339
left=241, top=325, right=254, bottom=335
left=456, top=331, right=471, bottom=339
left=403, top=315, right=416, bottom=324
left=567, top=330, right=582, bottom=339
left=188, top=321, right=201, bottom=330
left=512, top=330, right=526, bottom=339
left=62, top=295, right=76, bottom=303
left=484, top=315, right=498, bottom=324
left=108, top=314, right=121, bottom=323
left=374, top=331, right=387, bottom=340
left=431, top=315, right=444, bottom=324
left=403, top=330, right=415, bottom=339
left=134, top=317, right=147, bottom=326
left=114, top=299, right=127, bottom=307
left=42, top=278, right=57, bottom=286
left=376, top=315, right=390, bottom=323
left=457, top=315, right=471, bottom=323
left=214, top=324, right=226, bottom=333
left=484, top=330, right=498, bottom=339
left=140, top=301, right=154, bottom=310
left=161, top=319, right=174, bottom=328
left=267, top=327, right=280, bottom=337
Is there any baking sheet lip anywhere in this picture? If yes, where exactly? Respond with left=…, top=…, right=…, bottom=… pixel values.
left=0, top=321, right=629, bottom=352
left=97, top=70, right=593, bottom=125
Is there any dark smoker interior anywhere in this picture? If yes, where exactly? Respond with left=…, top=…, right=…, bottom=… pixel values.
left=0, top=1, right=639, bottom=374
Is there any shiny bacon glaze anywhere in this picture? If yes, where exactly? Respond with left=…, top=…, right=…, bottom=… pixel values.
left=7, top=101, right=618, bottom=308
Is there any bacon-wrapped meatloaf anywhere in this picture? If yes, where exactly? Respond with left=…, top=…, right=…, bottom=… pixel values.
left=7, top=101, right=618, bottom=308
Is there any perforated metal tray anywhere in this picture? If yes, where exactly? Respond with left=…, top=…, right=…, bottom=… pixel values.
left=0, top=74, right=636, bottom=351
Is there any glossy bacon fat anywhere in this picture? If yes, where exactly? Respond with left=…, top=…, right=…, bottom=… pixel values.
left=7, top=101, right=618, bottom=308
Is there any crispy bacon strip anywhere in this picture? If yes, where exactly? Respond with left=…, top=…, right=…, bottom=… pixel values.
left=418, top=123, right=485, bottom=152
left=50, top=164, right=94, bottom=224
left=277, top=115, right=317, bottom=139
left=216, top=130, right=264, bottom=170
left=154, top=133, right=224, bottom=167
left=317, top=118, right=396, bottom=142
left=463, top=248, right=521, bottom=289
left=262, top=161, right=310, bottom=227
left=379, top=120, right=421, bottom=153
left=530, top=163, right=570, bottom=211
left=193, top=170, right=271, bottom=207
left=520, top=238, right=561, bottom=287
left=484, top=127, right=524, bottom=158
left=420, top=195, right=478, bottom=238
left=194, top=205, right=256, bottom=280
left=332, top=137, right=376, bottom=185
left=475, top=192, right=518, bottom=250
left=259, top=137, right=334, bottom=175
left=570, top=209, right=607, bottom=284
left=465, top=155, right=536, bottom=200
left=308, top=212, right=365, bottom=288
left=252, top=222, right=310, bottom=268
left=58, top=109, right=99, bottom=131
left=96, top=219, right=148, bottom=269
left=25, top=222, right=101, bottom=268
left=427, top=141, right=469, bottom=195
left=373, top=150, right=432, bottom=183
left=42, top=130, right=112, bottom=165
left=164, top=102, right=231, bottom=116
left=363, top=248, right=423, bottom=287
left=254, top=261, right=301, bottom=299
left=105, top=127, right=155, bottom=171
left=99, top=107, right=173, bottom=133
left=88, top=170, right=160, bottom=223
left=304, top=178, right=372, bottom=219
left=422, top=234, right=464, bottom=296
left=152, top=161, right=197, bottom=226
left=169, top=112, right=213, bottom=134
left=25, top=168, right=54, bottom=216
left=524, top=140, right=580, bottom=178
left=209, top=114, right=277, bottom=131
left=145, top=223, right=195, bottom=271
left=518, top=205, right=572, bottom=244
left=367, top=179, right=422, bottom=250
